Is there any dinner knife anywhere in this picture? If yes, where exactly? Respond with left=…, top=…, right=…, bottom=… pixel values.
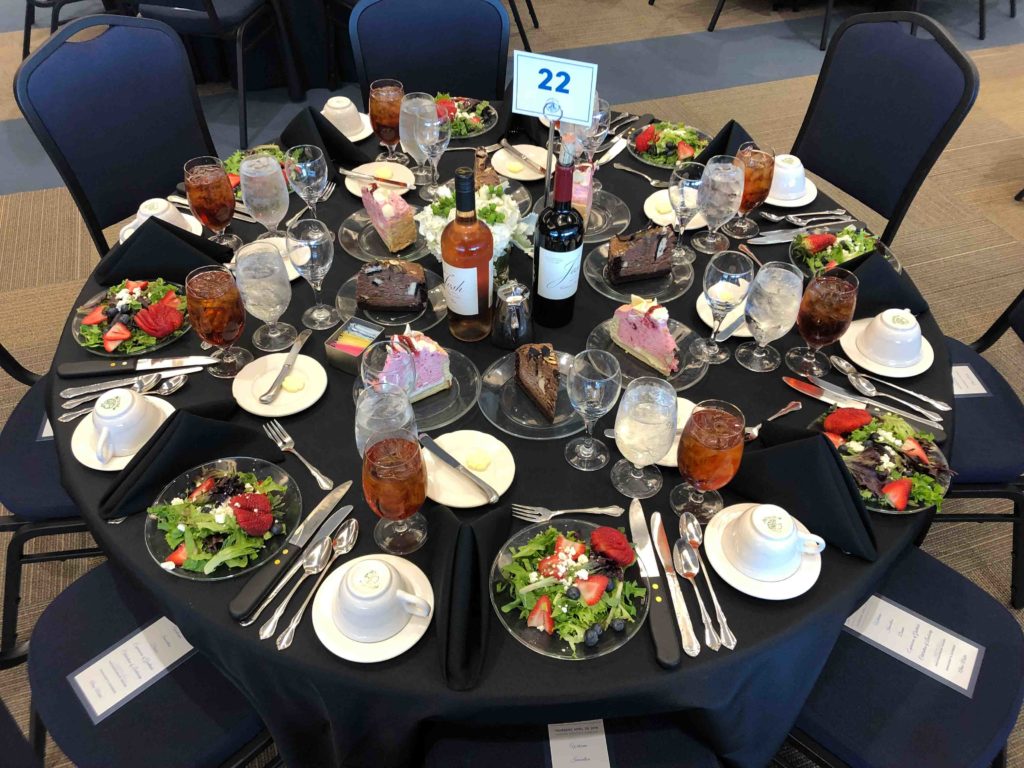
left=628, top=498, right=681, bottom=670
left=59, top=367, right=203, bottom=399
left=337, top=168, right=413, bottom=190
left=748, top=218, right=857, bottom=245
left=259, top=329, right=312, bottom=404
left=57, top=355, right=219, bottom=379
left=809, top=374, right=942, bottom=423
left=499, top=139, right=547, bottom=175
left=714, top=312, right=747, bottom=343
left=596, top=138, right=628, bottom=167
left=419, top=433, right=500, bottom=504
left=229, top=481, right=353, bottom=621
left=650, top=512, right=701, bottom=657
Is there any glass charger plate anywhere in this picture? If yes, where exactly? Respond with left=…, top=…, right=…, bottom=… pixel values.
left=353, top=349, right=480, bottom=431
left=335, top=269, right=447, bottom=331
left=787, top=221, right=901, bottom=278
left=489, top=519, right=650, bottom=660
left=532, top=190, right=630, bottom=244
left=144, top=457, right=302, bottom=581
left=338, top=210, right=430, bottom=263
left=586, top=318, right=708, bottom=391
left=583, top=244, right=694, bottom=303
left=441, top=177, right=532, bottom=215
left=625, top=125, right=713, bottom=170
left=477, top=350, right=585, bottom=440
left=448, top=97, right=500, bottom=139
left=71, top=282, right=191, bottom=358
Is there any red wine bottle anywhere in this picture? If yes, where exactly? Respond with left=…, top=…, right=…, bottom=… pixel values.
left=533, top=141, right=584, bottom=328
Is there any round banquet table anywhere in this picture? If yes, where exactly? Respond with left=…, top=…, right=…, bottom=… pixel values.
left=45, top=108, right=953, bottom=768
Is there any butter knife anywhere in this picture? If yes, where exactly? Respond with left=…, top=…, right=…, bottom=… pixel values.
left=651, top=512, right=701, bottom=657
left=596, top=138, right=628, bottom=167
left=59, top=367, right=203, bottom=399
left=499, top=139, right=546, bottom=175
left=419, top=433, right=500, bottom=504
left=714, top=312, right=748, bottom=343
left=259, top=330, right=312, bottom=404
left=337, top=168, right=413, bottom=190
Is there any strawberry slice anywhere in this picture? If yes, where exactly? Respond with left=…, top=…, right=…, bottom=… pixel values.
left=823, top=432, right=846, bottom=449
left=165, top=543, right=187, bottom=568
left=537, top=554, right=562, bottom=578
left=676, top=141, right=695, bottom=160
left=228, top=173, right=240, bottom=188
left=435, top=98, right=457, bottom=120
left=135, top=303, right=183, bottom=339
left=158, top=291, right=180, bottom=309
left=634, top=124, right=657, bottom=153
left=881, top=478, right=912, bottom=511
left=102, top=321, right=131, bottom=351
left=824, top=260, right=839, bottom=271
left=124, top=280, right=149, bottom=292
left=823, top=407, right=873, bottom=435
left=575, top=575, right=610, bottom=606
left=901, top=437, right=931, bottom=466
left=554, top=534, right=585, bottom=561
left=527, top=595, right=554, bottom=634
left=82, top=304, right=107, bottom=325
left=590, top=527, right=636, bottom=566
left=803, top=233, right=837, bottom=254
left=187, top=476, right=216, bottom=502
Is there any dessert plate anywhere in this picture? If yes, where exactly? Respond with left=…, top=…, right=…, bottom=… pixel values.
left=345, top=162, right=416, bottom=196
left=764, top=179, right=818, bottom=208
left=839, top=318, right=935, bottom=379
left=71, top=397, right=174, bottom=471
left=335, top=269, right=446, bottom=332
left=704, top=503, right=822, bottom=600
left=232, top=354, right=328, bottom=417
left=230, top=236, right=300, bottom=281
left=312, top=555, right=433, bottom=663
left=695, top=293, right=752, bottom=338
left=422, top=430, right=515, bottom=508
left=344, top=112, right=374, bottom=143
left=492, top=145, right=549, bottom=181
left=338, top=209, right=430, bottom=263
left=352, top=349, right=480, bottom=431
left=643, top=190, right=707, bottom=230
left=532, top=190, right=631, bottom=244
left=583, top=243, right=694, bottom=304
left=477, top=350, right=585, bottom=441
left=586, top=318, right=709, bottom=392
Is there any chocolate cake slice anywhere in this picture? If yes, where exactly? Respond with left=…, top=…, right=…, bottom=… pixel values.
left=474, top=148, right=501, bottom=189
left=606, top=225, right=675, bottom=284
left=356, top=260, right=427, bottom=312
left=515, top=343, right=559, bottom=422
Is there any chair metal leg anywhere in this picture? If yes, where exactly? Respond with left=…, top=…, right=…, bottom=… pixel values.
left=910, top=0, right=920, bottom=34
left=1017, top=187, right=1024, bottom=201
left=523, top=0, right=539, bottom=28
left=29, top=701, right=46, bottom=761
left=708, top=0, right=728, bottom=30
left=236, top=24, right=248, bottom=149
left=269, top=0, right=303, bottom=102
left=980, top=0, right=986, bottom=38
left=325, top=2, right=339, bottom=91
left=992, top=746, right=1007, bottom=768
left=507, top=0, right=532, bottom=51
left=1011, top=0, right=1017, bottom=19
left=22, top=0, right=34, bottom=60
left=820, top=0, right=833, bottom=50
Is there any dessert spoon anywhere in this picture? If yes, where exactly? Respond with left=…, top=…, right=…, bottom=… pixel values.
left=680, top=513, right=736, bottom=649
left=672, top=539, right=721, bottom=651
left=829, top=355, right=951, bottom=411
left=259, top=535, right=333, bottom=639
left=832, top=364, right=943, bottom=421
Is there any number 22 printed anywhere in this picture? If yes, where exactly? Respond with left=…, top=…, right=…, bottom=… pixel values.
left=538, top=68, right=571, bottom=94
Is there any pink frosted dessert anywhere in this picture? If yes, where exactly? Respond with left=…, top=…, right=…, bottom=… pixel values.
left=609, top=295, right=679, bottom=375
left=361, top=184, right=417, bottom=253
left=380, top=325, right=452, bottom=402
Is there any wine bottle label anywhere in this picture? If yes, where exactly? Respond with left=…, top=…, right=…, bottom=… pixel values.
left=442, top=262, right=491, bottom=315
left=536, top=245, right=583, bottom=301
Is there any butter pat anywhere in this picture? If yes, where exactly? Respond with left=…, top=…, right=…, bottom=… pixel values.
left=655, top=199, right=672, bottom=215
left=507, top=160, right=524, bottom=174
left=464, top=449, right=492, bottom=472
left=375, top=165, right=393, bottom=179
left=281, top=374, right=306, bottom=393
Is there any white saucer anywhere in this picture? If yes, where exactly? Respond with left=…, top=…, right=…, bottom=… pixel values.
left=312, top=554, right=434, bottom=663
left=345, top=162, right=416, bottom=197
left=642, top=189, right=707, bottom=230
left=422, top=430, right=515, bottom=508
left=119, top=213, right=203, bottom=243
left=839, top=318, right=935, bottom=379
left=491, top=145, right=549, bottom=181
left=230, top=236, right=300, bottom=281
left=70, top=397, right=175, bottom=471
left=765, top=179, right=818, bottom=209
left=345, top=113, right=374, bottom=143
left=613, top=397, right=694, bottom=468
left=704, top=503, right=822, bottom=600
left=695, top=293, right=751, bottom=339
left=231, top=354, right=328, bottom=417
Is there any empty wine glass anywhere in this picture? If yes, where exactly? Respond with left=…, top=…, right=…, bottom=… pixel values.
left=669, top=400, right=745, bottom=522
left=233, top=241, right=297, bottom=352
left=565, top=349, right=622, bottom=472
left=361, top=340, right=415, bottom=393
left=691, top=155, right=744, bottom=255
left=736, top=261, right=804, bottom=373
left=691, top=251, right=754, bottom=365
left=239, top=152, right=290, bottom=239
left=286, top=218, right=340, bottom=330
left=284, top=145, right=329, bottom=219
left=786, top=267, right=859, bottom=377
left=354, top=381, right=416, bottom=457
left=400, top=92, right=436, bottom=185
left=668, top=162, right=705, bottom=266
left=369, top=78, right=406, bottom=163
left=721, top=142, right=775, bottom=240
left=610, top=377, right=677, bottom=498
left=579, top=97, right=611, bottom=192
left=415, top=108, right=452, bottom=202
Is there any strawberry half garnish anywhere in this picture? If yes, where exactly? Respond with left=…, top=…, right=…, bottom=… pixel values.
left=158, top=291, right=180, bottom=309
left=102, top=321, right=132, bottom=352
left=527, top=595, right=554, bottom=634
left=537, top=554, right=562, bottom=578
left=82, top=304, right=107, bottom=325
left=802, top=233, right=837, bottom=254
left=823, top=407, right=873, bottom=435
left=554, top=534, right=586, bottom=561
left=901, top=437, right=931, bottom=466
left=881, top=478, right=912, bottom=511
left=575, top=575, right=610, bottom=606
left=187, top=476, right=216, bottom=502
left=435, top=98, right=457, bottom=120
left=634, top=124, right=657, bottom=153
left=590, top=527, right=636, bottom=567
left=676, top=141, right=695, bottom=160
left=124, top=280, right=149, bottom=292
left=229, top=493, right=274, bottom=536
left=227, top=173, right=240, bottom=188
left=135, top=303, right=183, bottom=339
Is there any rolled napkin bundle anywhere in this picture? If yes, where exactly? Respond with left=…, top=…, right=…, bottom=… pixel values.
left=694, top=119, right=755, bottom=164
left=847, top=251, right=929, bottom=318
left=94, top=217, right=231, bottom=286
left=279, top=106, right=374, bottom=179
left=729, top=422, right=878, bottom=561
left=98, top=412, right=278, bottom=520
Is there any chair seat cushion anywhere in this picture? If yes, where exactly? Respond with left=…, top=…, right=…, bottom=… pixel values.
left=0, top=378, right=79, bottom=521
left=796, top=547, right=1024, bottom=768
left=139, top=0, right=267, bottom=36
left=28, top=564, right=264, bottom=768
left=947, top=338, right=1024, bottom=483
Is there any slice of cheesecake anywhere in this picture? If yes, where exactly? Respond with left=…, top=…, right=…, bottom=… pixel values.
left=381, top=325, right=452, bottom=403
left=356, top=260, right=426, bottom=312
left=609, top=295, right=679, bottom=376
left=606, top=225, right=674, bottom=284
left=362, top=184, right=417, bottom=253
left=515, top=343, right=559, bottom=422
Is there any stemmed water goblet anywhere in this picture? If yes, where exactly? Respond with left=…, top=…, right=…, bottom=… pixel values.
left=691, top=251, right=754, bottom=365
left=735, top=261, right=804, bottom=373
left=362, top=427, right=428, bottom=554
left=239, top=151, right=290, bottom=239
left=691, top=155, right=744, bottom=255
left=721, top=142, right=775, bottom=240
left=786, top=267, right=859, bottom=377
left=284, top=145, right=329, bottom=219
left=579, top=97, right=611, bottom=192
left=400, top=92, right=436, bottom=185
left=610, top=377, right=677, bottom=498
left=185, top=265, right=252, bottom=378
left=354, top=381, right=416, bottom=457
left=183, top=156, right=242, bottom=251
left=286, top=218, right=340, bottom=331
left=414, top=108, right=452, bottom=203
left=369, top=78, right=407, bottom=164
left=669, top=400, right=745, bottom=522
left=668, top=162, right=705, bottom=266
left=233, top=241, right=297, bottom=352
left=565, top=349, right=622, bottom=472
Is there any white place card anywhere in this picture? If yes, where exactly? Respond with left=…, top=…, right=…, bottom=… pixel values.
left=68, top=617, right=195, bottom=723
left=844, top=595, right=984, bottom=697
left=512, top=51, right=598, bottom=125
left=548, top=719, right=611, bottom=768
left=37, top=415, right=53, bottom=441
left=952, top=364, right=989, bottom=397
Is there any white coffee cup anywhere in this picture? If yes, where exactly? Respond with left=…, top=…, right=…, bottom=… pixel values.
left=135, top=198, right=189, bottom=229
left=333, top=558, right=431, bottom=643
left=856, top=308, right=923, bottom=367
left=722, top=504, right=825, bottom=582
left=770, top=154, right=807, bottom=201
left=322, top=96, right=364, bottom=138
left=92, top=388, right=163, bottom=464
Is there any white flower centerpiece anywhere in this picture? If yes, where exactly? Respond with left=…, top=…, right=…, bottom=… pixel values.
left=414, top=182, right=536, bottom=286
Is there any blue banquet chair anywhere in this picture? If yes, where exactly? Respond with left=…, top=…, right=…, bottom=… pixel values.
left=14, top=15, right=217, bottom=257
left=789, top=12, right=978, bottom=246
left=787, top=547, right=1024, bottom=768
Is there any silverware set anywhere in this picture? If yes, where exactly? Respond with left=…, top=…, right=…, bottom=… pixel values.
left=263, top=419, right=334, bottom=491
left=829, top=355, right=951, bottom=412
left=284, top=181, right=338, bottom=228
left=58, top=373, right=190, bottom=421
left=760, top=208, right=849, bottom=226
left=744, top=401, right=803, bottom=441
left=679, top=512, right=736, bottom=649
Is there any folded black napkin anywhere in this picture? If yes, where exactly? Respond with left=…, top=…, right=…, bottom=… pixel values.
left=280, top=107, right=374, bottom=178
left=848, top=250, right=929, bottom=319
left=495, top=82, right=554, bottom=147
left=98, top=412, right=277, bottom=520
left=430, top=505, right=511, bottom=691
left=694, top=119, right=755, bottom=164
left=93, top=217, right=232, bottom=286
left=729, top=422, right=878, bottom=561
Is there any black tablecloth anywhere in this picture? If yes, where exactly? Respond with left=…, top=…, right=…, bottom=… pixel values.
left=46, top=108, right=953, bottom=768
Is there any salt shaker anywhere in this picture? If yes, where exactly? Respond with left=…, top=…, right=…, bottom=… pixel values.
left=491, top=280, right=533, bottom=349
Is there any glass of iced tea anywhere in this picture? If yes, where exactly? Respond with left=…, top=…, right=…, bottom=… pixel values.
left=722, top=142, right=774, bottom=240
left=786, top=267, right=859, bottom=377
left=670, top=400, right=745, bottom=522
left=185, top=265, right=253, bottom=378
left=369, top=78, right=407, bottom=164
left=184, top=157, right=243, bottom=251
left=362, top=428, right=428, bottom=554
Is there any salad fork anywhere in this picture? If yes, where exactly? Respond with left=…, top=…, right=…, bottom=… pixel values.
left=285, top=181, right=337, bottom=228
left=511, top=504, right=625, bottom=523
left=263, top=419, right=334, bottom=490
left=611, top=163, right=670, bottom=188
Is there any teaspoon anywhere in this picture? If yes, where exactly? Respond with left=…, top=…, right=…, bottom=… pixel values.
left=258, top=535, right=333, bottom=639
left=681, top=512, right=736, bottom=650
left=829, top=363, right=943, bottom=421
left=672, top=539, right=721, bottom=651
left=57, top=375, right=186, bottom=423
left=829, top=355, right=951, bottom=411
left=61, top=372, right=161, bottom=410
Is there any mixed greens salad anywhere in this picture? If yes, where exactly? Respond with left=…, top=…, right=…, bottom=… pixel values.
left=632, top=122, right=710, bottom=167
left=223, top=145, right=299, bottom=199
left=435, top=94, right=494, bottom=137
left=77, top=278, right=186, bottom=354
left=792, top=225, right=878, bottom=274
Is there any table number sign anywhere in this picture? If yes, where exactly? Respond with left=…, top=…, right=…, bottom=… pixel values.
left=547, top=719, right=611, bottom=768
left=844, top=595, right=984, bottom=697
left=512, top=51, right=598, bottom=125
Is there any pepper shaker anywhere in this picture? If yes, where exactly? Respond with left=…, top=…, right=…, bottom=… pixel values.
left=491, top=280, right=533, bottom=349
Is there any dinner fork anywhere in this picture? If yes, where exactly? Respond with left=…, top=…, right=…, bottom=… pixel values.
left=263, top=419, right=334, bottom=490
left=510, top=504, right=625, bottom=523
left=612, top=163, right=670, bottom=188
left=445, top=143, right=501, bottom=154
left=285, top=180, right=337, bottom=228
